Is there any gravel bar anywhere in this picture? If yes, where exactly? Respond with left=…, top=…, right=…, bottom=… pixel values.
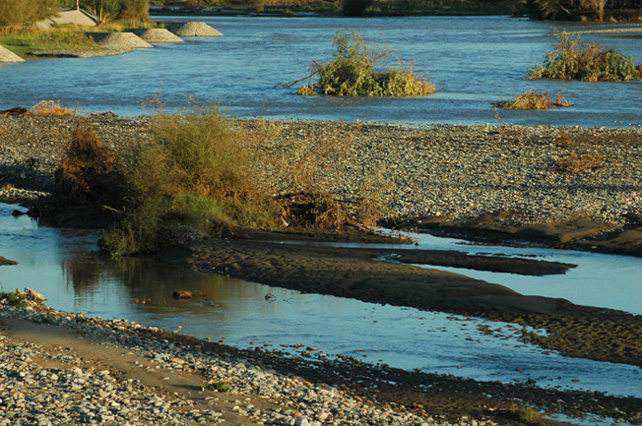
left=2, top=116, right=640, bottom=228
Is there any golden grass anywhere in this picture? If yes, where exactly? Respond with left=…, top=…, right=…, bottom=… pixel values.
left=30, top=100, right=73, bottom=117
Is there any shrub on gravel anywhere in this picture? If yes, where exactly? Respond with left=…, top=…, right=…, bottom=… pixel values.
left=101, top=104, right=281, bottom=256
left=297, top=31, right=436, bottom=97
left=529, top=32, right=642, bottom=82
left=34, top=121, right=125, bottom=220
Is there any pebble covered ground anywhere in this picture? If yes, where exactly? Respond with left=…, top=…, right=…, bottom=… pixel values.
left=0, top=298, right=483, bottom=426
left=1, top=116, right=641, bottom=228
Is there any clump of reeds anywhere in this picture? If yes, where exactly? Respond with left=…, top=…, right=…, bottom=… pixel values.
left=493, top=91, right=573, bottom=110
left=529, top=32, right=642, bottom=82
left=296, top=31, right=436, bottom=97
left=507, top=404, right=542, bottom=423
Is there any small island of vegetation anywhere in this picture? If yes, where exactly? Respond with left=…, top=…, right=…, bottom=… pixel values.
left=296, top=31, right=436, bottom=97
left=529, top=32, right=642, bottom=82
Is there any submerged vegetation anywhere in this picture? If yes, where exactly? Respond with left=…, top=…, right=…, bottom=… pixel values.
left=529, top=32, right=642, bottom=82
left=297, top=31, right=436, bottom=97
left=493, top=90, right=573, bottom=110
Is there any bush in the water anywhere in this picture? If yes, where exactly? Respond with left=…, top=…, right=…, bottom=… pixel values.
left=298, top=31, right=436, bottom=97
left=493, top=90, right=573, bottom=110
left=528, top=32, right=642, bottom=82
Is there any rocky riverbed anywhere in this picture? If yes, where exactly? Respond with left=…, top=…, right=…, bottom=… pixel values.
left=2, top=115, right=641, bottom=254
left=1, top=116, right=641, bottom=223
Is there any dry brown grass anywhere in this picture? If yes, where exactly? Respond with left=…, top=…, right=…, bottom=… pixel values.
left=555, top=132, right=576, bottom=147
left=49, top=121, right=125, bottom=208
left=30, top=100, right=73, bottom=117
left=494, top=91, right=573, bottom=111
left=555, top=151, right=609, bottom=173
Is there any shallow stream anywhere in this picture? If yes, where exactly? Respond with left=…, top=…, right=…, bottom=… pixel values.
left=2, top=202, right=642, bottom=414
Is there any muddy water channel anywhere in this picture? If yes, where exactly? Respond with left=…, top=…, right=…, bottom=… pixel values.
left=2, top=203, right=642, bottom=406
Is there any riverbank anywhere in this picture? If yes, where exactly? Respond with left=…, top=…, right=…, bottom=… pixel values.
left=2, top=294, right=642, bottom=426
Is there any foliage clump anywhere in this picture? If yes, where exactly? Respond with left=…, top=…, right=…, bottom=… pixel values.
left=203, top=381, right=231, bottom=392
left=298, top=31, right=436, bottom=97
left=0, top=0, right=61, bottom=29
left=37, top=120, right=128, bottom=226
left=529, top=32, right=642, bottom=82
left=78, top=0, right=150, bottom=23
left=0, top=292, right=29, bottom=308
left=101, top=104, right=280, bottom=256
left=493, top=90, right=572, bottom=110
left=508, top=404, right=543, bottom=424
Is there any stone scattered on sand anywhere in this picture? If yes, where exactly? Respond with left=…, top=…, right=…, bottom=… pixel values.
left=129, top=28, right=184, bottom=43
left=0, top=45, right=24, bottom=63
left=166, top=21, right=223, bottom=37
left=85, top=32, right=153, bottom=49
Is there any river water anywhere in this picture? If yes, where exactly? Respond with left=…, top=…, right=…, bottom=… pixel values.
left=0, top=16, right=641, bottom=127
left=2, top=202, right=642, bottom=414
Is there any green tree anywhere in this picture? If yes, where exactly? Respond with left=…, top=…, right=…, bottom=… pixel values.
left=80, top=0, right=121, bottom=22
left=118, top=0, right=150, bottom=21
left=0, top=0, right=61, bottom=28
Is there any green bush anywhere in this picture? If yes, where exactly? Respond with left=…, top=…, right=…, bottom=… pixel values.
left=529, top=32, right=642, bottom=82
left=118, top=0, right=150, bottom=21
left=79, top=0, right=121, bottom=23
left=101, top=104, right=280, bottom=256
left=300, top=31, right=436, bottom=97
left=0, top=292, right=28, bottom=307
left=0, top=0, right=62, bottom=28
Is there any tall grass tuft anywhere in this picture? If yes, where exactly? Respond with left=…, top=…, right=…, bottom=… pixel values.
left=102, top=104, right=280, bottom=256
left=529, top=32, right=642, bottom=82
left=298, top=31, right=436, bottom=97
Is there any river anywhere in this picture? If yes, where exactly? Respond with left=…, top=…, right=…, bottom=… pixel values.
left=2, top=201, right=642, bottom=419
left=0, top=16, right=641, bottom=127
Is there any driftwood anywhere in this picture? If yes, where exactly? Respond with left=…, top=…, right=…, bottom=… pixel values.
left=277, top=60, right=323, bottom=88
